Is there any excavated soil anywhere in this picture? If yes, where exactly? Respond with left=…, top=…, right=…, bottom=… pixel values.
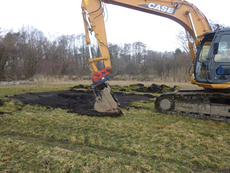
left=10, top=90, right=155, bottom=117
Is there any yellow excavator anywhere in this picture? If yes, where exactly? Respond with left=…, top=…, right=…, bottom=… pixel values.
left=82, top=0, right=230, bottom=123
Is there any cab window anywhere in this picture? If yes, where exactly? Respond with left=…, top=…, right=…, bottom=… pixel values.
left=195, top=42, right=211, bottom=81
left=214, top=35, right=230, bottom=62
left=199, top=42, right=211, bottom=63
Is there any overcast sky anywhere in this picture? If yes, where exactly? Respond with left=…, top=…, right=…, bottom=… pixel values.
left=1, top=0, right=230, bottom=52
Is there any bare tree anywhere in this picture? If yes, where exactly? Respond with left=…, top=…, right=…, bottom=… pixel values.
left=123, top=43, right=132, bottom=63
left=132, top=41, right=146, bottom=64
left=176, top=29, right=191, bottom=53
left=18, top=27, right=46, bottom=78
left=0, top=31, right=21, bottom=80
left=152, top=52, right=166, bottom=80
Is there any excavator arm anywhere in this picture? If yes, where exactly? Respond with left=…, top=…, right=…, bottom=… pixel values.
left=82, top=0, right=111, bottom=73
left=82, top=0, right=121, bottom=114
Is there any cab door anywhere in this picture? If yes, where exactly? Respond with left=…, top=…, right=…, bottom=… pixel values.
left=194, top=33, right=214, bottom=83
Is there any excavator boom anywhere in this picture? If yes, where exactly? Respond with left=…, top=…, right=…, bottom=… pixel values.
left=103, top=0, right=211, bottom=40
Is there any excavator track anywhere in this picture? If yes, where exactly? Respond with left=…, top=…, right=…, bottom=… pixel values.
left=155, top=89, right=230, bottom=124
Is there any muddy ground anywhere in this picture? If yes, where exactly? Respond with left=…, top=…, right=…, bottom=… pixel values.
left=10, top=90, right=155, bottom=117
left=8, top=83, right=179, bottom=117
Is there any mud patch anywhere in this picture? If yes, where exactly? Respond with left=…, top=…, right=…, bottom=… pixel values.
left=9, top=90, right=155, bottom=117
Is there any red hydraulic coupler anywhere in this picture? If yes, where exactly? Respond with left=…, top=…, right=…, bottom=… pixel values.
left=92, top=66, right=112, bottom=83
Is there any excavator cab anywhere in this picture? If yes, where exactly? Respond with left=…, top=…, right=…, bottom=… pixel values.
left=195, top=28, right=230, bottom=85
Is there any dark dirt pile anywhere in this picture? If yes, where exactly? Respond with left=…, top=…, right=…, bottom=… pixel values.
left=71, top=83, right=180, bottom=93
left=116, top=83, right=180, bottom=93
left=9, top=83, right=179, bottom=117
left=10, top=90, right=155, bottom=117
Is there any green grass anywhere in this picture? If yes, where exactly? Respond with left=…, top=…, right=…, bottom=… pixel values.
left=0, top=82, right=230, bottom=172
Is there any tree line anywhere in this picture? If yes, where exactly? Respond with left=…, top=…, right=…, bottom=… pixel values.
left=0, top=26, right=192, bottom=82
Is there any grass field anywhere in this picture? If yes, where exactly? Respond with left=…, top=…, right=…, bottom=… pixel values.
left=0, top=81, right=229, bottom=172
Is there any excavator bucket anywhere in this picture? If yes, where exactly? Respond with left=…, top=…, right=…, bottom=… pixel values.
left=94, top=87, right=120, bottom=113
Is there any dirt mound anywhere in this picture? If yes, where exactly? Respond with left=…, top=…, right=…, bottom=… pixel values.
left=146, top=84, right=180, bottom=93
left=9, top=90, right=155, bottom=117
left=71, top=83, right=180, bottom=93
